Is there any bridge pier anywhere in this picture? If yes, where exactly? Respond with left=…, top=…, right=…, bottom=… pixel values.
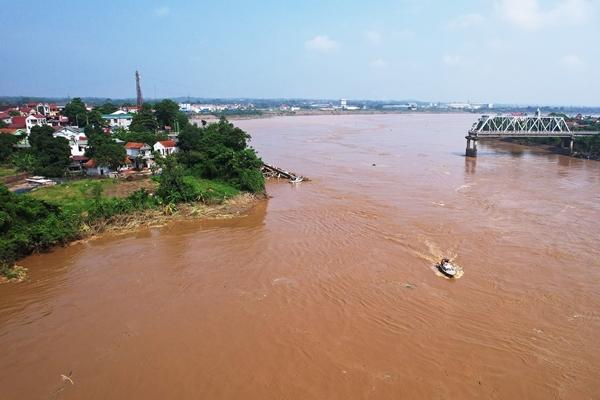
left=561, top=137, right=575, bottom=154
left=465, top=136, right=478, bottom=157
left=568, top=137, right=574, bottom=154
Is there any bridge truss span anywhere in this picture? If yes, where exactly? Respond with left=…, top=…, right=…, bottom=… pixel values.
left=469, top=115, right=572, bottom=137
left=465, top=114, right=598, bottom=157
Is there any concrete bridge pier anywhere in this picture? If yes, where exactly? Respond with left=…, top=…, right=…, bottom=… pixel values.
left=465, top=136, right=478, bottom=157
left=568, top=137, right=574, bottom=154
left=560, top=137, right=575, bottom=154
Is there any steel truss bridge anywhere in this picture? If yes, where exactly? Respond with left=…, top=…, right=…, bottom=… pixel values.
left=465, top=114, right=598, bottom=156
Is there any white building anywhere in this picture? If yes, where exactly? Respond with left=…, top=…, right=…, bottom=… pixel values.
left=153, top=140, right=178, bottom=157
left=25, top=114, right=48, bottom=133
left=125, top=142, right=155, bottom=169
left=53, top=126, right=87, bottom=157
left=102, top=110, right=133, bottom=129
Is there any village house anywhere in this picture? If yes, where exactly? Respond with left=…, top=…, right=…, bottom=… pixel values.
left=102, top=110, right=133, bottom=130
left=0, top=111, right=12, bottom=125
left=125, top=142, right=155, bottom=169
left=83, top=159, right=112, bottom=176
left=23, top=114, right=48, bottom=133
left=53, top=126, right=88, bottom=157
left=153, top=140, right=178, bottom=156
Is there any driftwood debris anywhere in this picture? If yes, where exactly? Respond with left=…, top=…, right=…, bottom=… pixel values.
left=261, top=163, right=307, bottom=181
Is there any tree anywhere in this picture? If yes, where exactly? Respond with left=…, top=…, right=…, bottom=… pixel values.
left=177, top=118, right=265, bottom=192
left=85, top=132, right=126, bottom=171
left=97, top=102, right=118, bottom=115
left=113, top=128, right=167, bottom=147
left=87, top=109, right=106, bottom=129
left=28, top=125, right=71, bottom=177
left=0, top=134, right=18, bottom=161
left=154, top=99, right=179, bottom=128
left=129, top=103, right=158, bottom=133
left=156, top=156, right=197, bottom=203
left=62, top=98, right=88, bottom=127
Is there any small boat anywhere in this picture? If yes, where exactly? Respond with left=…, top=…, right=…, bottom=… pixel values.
left=289, top=176, right=303, bottom=184
left=437, top=258, right=457, bottom=278
left=25, top=177, right=56, bottom=186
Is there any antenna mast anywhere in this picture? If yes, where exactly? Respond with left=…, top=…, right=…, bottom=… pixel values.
left=135, top=70, right=144, bottom=106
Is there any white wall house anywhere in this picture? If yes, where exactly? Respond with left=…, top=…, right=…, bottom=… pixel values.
left=25, top=114, right=48, bottom=133
left=125, top=142, right=155, bottom=169
left=102, top=110, right=133, bottom=129
left=153, top=140, right=178, bottom=156
left=53, top=126, right=88, bottom=157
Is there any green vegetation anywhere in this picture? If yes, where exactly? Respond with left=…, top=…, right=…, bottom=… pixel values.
left=129, top=103, right=159, bottom=132
left=113, top=128, right=168, bottom=147
left=28, top=125, right=71, bottom=177
left=178, top=117, right=265, bottom=193
left=154, top=99, right=188, bottom=130
left=1, top=103, right=265, bottom=279
left=575, top=134, right=600, bottom=158
left=62, top=97, right=104, bottom=129
left=0, top=185, right=80, bottom=269
left=85, top=130, right=127, bottom=170
left=28, top=179, right=118, bottom=212
left=0, top=135, right=18, bottom=162
left=0, top=166, right=17, bottom=178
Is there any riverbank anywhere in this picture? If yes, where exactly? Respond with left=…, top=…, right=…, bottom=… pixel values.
left=0, top=177, right=263, bottom=283
left=498, top=137, right=600, bottom=160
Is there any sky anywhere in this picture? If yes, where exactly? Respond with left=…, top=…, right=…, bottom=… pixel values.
left=0, top=0, right=599, bottom=105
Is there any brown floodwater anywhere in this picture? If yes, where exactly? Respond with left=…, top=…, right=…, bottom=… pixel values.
left=1, top=114, right=600, bottom=399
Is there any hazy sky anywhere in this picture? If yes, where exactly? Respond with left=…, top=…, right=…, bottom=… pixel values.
left=1, top=0, right=598, bottom=105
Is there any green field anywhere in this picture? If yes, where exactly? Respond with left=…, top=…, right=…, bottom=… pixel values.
left=0, top=166, right=17, bottom=178
left=183, top=176, right=240, bottom=204
left=28, top=179, right=118, bottom=212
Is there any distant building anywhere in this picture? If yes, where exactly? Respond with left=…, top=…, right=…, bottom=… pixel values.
left=341, top=99, right=348, bottom=109
left=102, top=110, right=133, bottom=129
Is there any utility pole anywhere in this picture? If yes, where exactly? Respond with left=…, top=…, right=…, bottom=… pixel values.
left=135, top=70, right=144, bottom=106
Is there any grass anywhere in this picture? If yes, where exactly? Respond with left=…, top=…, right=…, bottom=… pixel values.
left=0, top=166, right=17, bottom=178
left=29, top=179, right=118, bottom=212
left=29, top=176, right=239, bottom=211
left=182, top=176, right=240, bottom=204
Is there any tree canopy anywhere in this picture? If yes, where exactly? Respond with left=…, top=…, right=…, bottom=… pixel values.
left=129, top=103, right=158, bottom=133
left=28, top=125, right=71, bottom=177
left=85, top=131, right=126, bottom=170
left=0, top=134, right=18, bottom=162
left=177, top=118, right=264, bottom=192
left=154, top=99, right=180, bottom=128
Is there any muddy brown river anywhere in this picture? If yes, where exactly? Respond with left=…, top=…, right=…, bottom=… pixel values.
left=1, top=114, right=600, bottom=399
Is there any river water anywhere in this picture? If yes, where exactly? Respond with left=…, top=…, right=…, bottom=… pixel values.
left=1, top=114, right=599, bottom=399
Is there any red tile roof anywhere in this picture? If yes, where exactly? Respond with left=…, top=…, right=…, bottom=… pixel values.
left=9, top=116, right=26, bottom=128
left=31, top=114, right=46, bottom=119
left=0, top=128, right=18, bottom=134
left=71, top=155, right=89, bottom=161
left=0, top=112, right=9, bottom=119
left=156, top=140, right=177, bottom=147
left=125, top=142, right=145, bottom=149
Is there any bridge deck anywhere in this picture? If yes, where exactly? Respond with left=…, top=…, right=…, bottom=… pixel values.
left=468, top=131, right=598, bottom=138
